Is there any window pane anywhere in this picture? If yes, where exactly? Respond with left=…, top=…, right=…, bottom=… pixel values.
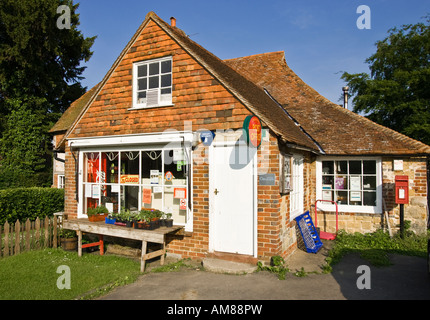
left=349, top=161, right=361, bottom=174
left=137, top=91, right=146, bottom=104
left=161, top=74, right=171, bottom=87
left=141, top=151, right=162, bottom=183
left=336, top=161, right=347, bottom=174
left=149, top=76, right=159, bottom=89
left=85, top=152, right=99, bottom=183
left=363, top=176, right=376, bottom=190
left=138, top=78, right=147, bottom=91
left=102, top=152, right=119, bottom=183
left=363, top=160, right=376, bottom=174
left=120, top=151, right=139, bottom=184
left=161, top=60, right=171, bottom=73
left=363, top=191, right=376, bottom=206
left=322, top=176, right=333, bottom=189
left=164, top=150, right=187, bottom=180
left=336, top=191, right=348, bottom=204
left=101, top=185, right=119, bottom=213
left=149, top=62, right=159, bottom=75
left=138, top=65, right=147, bottom=77
left=164, top=190, right=186, bottom=225
left=322, top=161, right=334, bottom=174
left=120, top=186, right=139, bottom=211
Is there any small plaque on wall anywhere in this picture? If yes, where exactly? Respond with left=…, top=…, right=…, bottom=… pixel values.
left=259, top=174, right=276, bottom=186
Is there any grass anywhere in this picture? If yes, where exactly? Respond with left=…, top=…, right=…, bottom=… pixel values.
left=325, top=228, right=429, bottom=270
left=0, top=248, right=141, bottom=300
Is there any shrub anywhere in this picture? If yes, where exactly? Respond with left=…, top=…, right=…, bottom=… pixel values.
left=0, top=187, right=64, bottom=225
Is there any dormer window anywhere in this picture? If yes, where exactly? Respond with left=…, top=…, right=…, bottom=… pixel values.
left=132, top=56, right=172, bottom=109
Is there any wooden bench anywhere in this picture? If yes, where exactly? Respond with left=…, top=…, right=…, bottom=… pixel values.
left=63, top=219, right=183, bottom=272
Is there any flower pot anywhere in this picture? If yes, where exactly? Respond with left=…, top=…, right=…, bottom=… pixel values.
left=88, top=214, right=107, bottom=222
left=61, top=237, right=78, bottom=251
left=164, top=219, right=173, bottom=227
left=105, top=217, right=116, bottom=224
left=126, top=221, right=133, bottom=228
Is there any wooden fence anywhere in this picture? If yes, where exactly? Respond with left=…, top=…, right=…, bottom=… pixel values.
left=0, top=216, right=61, bottom=258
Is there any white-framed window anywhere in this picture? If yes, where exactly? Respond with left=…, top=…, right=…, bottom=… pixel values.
left=81, top=147, right=190, bottom=227
left=316, top=157, right=382, bottom=213
left=57, top=175, right=65, bottom=189
left=290, top=154, right=304, bottom=220
left=132, top=56, right=172, bottom=109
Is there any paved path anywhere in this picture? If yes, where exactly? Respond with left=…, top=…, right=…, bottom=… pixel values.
left=100, top=253, right=430, bottom=300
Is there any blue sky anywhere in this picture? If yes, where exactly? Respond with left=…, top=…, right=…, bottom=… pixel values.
left=76, top=0, right=429, bottom=107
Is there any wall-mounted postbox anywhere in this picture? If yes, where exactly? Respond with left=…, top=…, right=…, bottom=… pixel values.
left=395, top=175, right=409, bottom=204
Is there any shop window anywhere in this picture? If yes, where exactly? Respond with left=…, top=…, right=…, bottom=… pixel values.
left=317, top=158, right=382, bottom=213
left=81, top=148, right=189, bottom=226
left=133, top=57, right=172, bottom=109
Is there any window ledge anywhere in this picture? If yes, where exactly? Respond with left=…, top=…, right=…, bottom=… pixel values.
left=128, top=103, right=174, bottom=111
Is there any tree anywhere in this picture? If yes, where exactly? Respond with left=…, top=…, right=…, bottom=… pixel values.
left=342, top=16, right=430, bottom=145
left=0, top=0, right=95, bottom=188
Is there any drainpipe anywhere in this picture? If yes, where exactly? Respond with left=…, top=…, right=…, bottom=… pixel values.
left=69, top=142, right=79, bottom=202
left=342, top=86, right=349, bottom=109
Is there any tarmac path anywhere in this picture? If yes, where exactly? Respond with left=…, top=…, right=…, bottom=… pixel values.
left=99, top=253, right=430, bottom=300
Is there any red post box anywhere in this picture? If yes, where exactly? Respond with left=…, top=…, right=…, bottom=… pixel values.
left=395, top=175, right=409, bottom=204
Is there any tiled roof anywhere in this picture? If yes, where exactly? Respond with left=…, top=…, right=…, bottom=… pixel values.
left=50, top=12, right=320, bottom=153
left=225, top=51, right=430, bottom=155
left=49, top=83, right=100, bottom=133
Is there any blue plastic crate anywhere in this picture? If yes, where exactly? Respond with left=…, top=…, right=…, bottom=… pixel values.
left=295, top=211, right=323, bottom=253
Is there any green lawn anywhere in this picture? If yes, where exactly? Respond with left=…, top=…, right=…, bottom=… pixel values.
left=0, top=248, right=141, bottom=300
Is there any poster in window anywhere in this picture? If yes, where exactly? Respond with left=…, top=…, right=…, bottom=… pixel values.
left=180, top=198, right=187, bottom=210
left=150, top=170, right=159, bottom=184
left=350, top=191, right=361, bottom=201
left=350, top=176, right=361, bottom=191
left=174, top=188, right=187, bottom=199
left=92, top=184, right=100, bottom=199
left=322, top=190, right=332, bottom=201
left=142, top=188, right=152, bottom=204
left=335, top=177, right=345, bottom=189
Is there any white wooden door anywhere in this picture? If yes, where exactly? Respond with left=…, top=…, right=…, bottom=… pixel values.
left=210, top=142, right=256, bottom=256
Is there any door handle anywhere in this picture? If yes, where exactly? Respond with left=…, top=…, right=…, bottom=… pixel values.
left=214, top=188, right=219, bottom=195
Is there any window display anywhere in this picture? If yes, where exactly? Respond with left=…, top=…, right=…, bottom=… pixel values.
left=82, top=148, right=189, bottom=225
left=321, top=159, right=377, bottom=206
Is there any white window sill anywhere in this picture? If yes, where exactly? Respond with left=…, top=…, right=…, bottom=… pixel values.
left=129, top=103, right=174, bottom=111
left=316, top=203, right=381, bottom=214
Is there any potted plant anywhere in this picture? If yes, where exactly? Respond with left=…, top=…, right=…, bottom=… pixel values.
left=59, top=229, right=77, bottom=251
left=162, top=212, right=173, bottom=227
left=105, top=213, right=116, bottom=225
left=87, top=205, right=109, bottom=222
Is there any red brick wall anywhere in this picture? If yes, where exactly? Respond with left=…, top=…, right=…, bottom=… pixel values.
left=68, top=20, right=250, bottom=140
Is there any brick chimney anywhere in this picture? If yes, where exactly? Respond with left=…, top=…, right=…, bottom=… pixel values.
left=170, top=17, right=176, bottom=27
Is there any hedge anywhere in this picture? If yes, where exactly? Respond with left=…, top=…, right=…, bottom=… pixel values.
left=0, top=188, right=64, bottom=225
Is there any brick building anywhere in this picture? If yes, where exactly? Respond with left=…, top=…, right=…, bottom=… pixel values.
left=50, top=12, right=430, bottom=263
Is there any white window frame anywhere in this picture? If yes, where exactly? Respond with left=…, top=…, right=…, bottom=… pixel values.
left=131, top=56, right=173, bottom=109
left=316, top=157, right=382, bottom=214
left=290, top=154, right=304, bottom=220
left=71, top=132, right=193, bottom=231
left=57, top=175, right=65, bottom=189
